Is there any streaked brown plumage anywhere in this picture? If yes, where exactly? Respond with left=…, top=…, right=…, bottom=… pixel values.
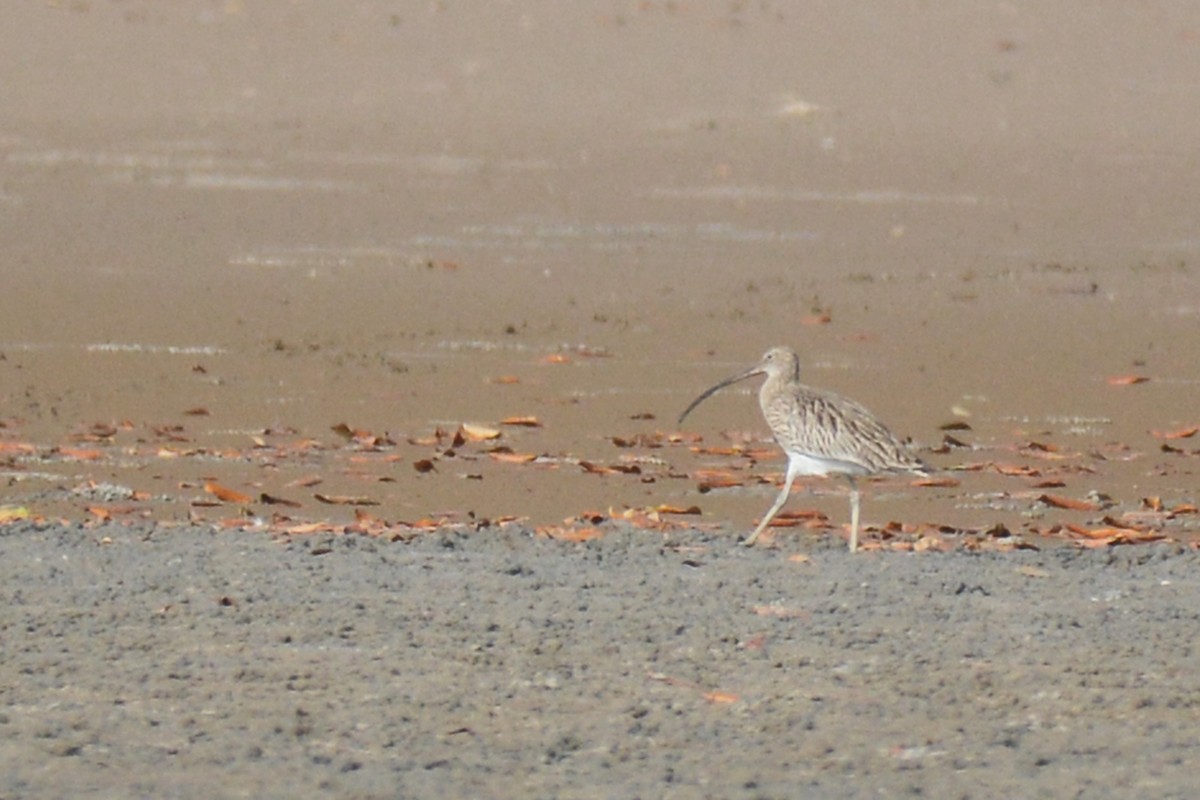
left=679, top=346, right=927, bottom=551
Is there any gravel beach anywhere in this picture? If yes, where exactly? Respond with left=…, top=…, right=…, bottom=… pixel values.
left=3, top=522, right=1198, bottom=799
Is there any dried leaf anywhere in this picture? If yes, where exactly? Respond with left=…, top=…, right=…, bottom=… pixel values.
left=1037, top=494, right=1099, bottom=512
left=702, top=690, right=740, bottom=704
left=489, top=451, right=538, bottom=464
left=0, top=506, right=32, bottom=523
left=488, top=375, right=521, bottom=385
left=500, top=415, right=542, bottom=427
left=656, top=504, right=701, bottom=515
left=994, top=463, right=1041, bottom=477
left=184, top=407, right=210, bottom=416
left=912, top=477, right=959, bottom=488
left=260, top=493, right=301, bottom=507
left=58, top=446, right=103, bottom=461
left=204, top=482, right=254, bottom=505
left=753, top=604, right=808, bottom=618
left=330, top=422, right=357, bottom=440
left=460, top=423, right=502, bottom=441
left=1107, top=374, right=1149, bottom=386
left=540, top=354, right=571, bottom=365
left=538, top=525, right=605, bottom=542
left=692, top=469, right=745, bottom=490
left=1152, top=425, right=1199, bottom=440
left=413, top=459, right=436, bottom=473
left=314, top=494, right=379, bottom=506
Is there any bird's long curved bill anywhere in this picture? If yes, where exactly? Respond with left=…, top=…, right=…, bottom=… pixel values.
left=678, top=367, right=761, bottom=425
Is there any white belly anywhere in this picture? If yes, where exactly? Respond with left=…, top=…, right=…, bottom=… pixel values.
left=785, top=451, right=870, bottom=477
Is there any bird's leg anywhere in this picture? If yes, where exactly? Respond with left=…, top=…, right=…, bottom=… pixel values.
left=847, top=476, right=861, bottom=553
left=743, top=458, right=799, bottom=547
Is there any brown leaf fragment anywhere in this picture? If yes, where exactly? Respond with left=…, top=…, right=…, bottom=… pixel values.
left=500, top=415, right=542, bottom=427
left=912, top=476, right=959, bottom=488
left=204, top=482, right=254, bottom=505
left=1037, top=493, right=1099, bottom=511
left=702, top=690, right=740, bottom=704
left=1152, top=425, right=1200, bottom=440
left=314, top=493, right=380, bottom=506
left=184, top=407, right=210, bottom=416
left=994, top=463, right=1041, bottom=477
left=260, top=493, right=302, bottom=507
left=58, top=446, right=104, bottom=461
left=1141, top=496, right=1163, bottom=512
left=753, top=603, right=809, bottom=618
left=656, top=504, right=701, bottom=515
left=460, top=423, right=502, bottom=441
left=537, top=525, right=606, bottom=542
left=1107, top=374, right=1149, bottom=386
left=692, top=469, right=745, bottom=490
left=939, top=421, right=973, bottom=431
left=413, top=459, right=437, bottom=473
left=330, top=422, right=357, bottom=440
left=630, top=412, right=656, bottom=420
left=289, top=474, right=324, bottom=488
left=489, top=451, right=538, bottom=464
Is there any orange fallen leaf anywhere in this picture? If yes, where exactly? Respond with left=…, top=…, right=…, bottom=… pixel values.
left=912, top=477, right=959, bottom=488
left=540, top=354, right=571, bottom=365
left=0, top=442, right=36, bottom=454
left=1107, top=374, right=1149, bottom=386
left=500, top=415, right=542, bottom=427
left=697, top=475, right=746, bottom=490
left=1037, top=494, right=1098, bottom=511
left=1152, top=425, right=1200, bottom=440
left=538, top=526, right=605, bottom=542
left=994, top=463, right=1041, bottom=477
left=284, top=522, right=329, bottom=535
left=204, top=482, right=253, bottom=505
left=702, top=690, right=740, bottom=704
left=489, top=451, right=538, bottom=464
left=58, top=447, right=103, bottom=461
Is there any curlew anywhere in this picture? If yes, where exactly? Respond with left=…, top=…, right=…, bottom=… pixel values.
left=678, top=346, right=927, bottom=551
